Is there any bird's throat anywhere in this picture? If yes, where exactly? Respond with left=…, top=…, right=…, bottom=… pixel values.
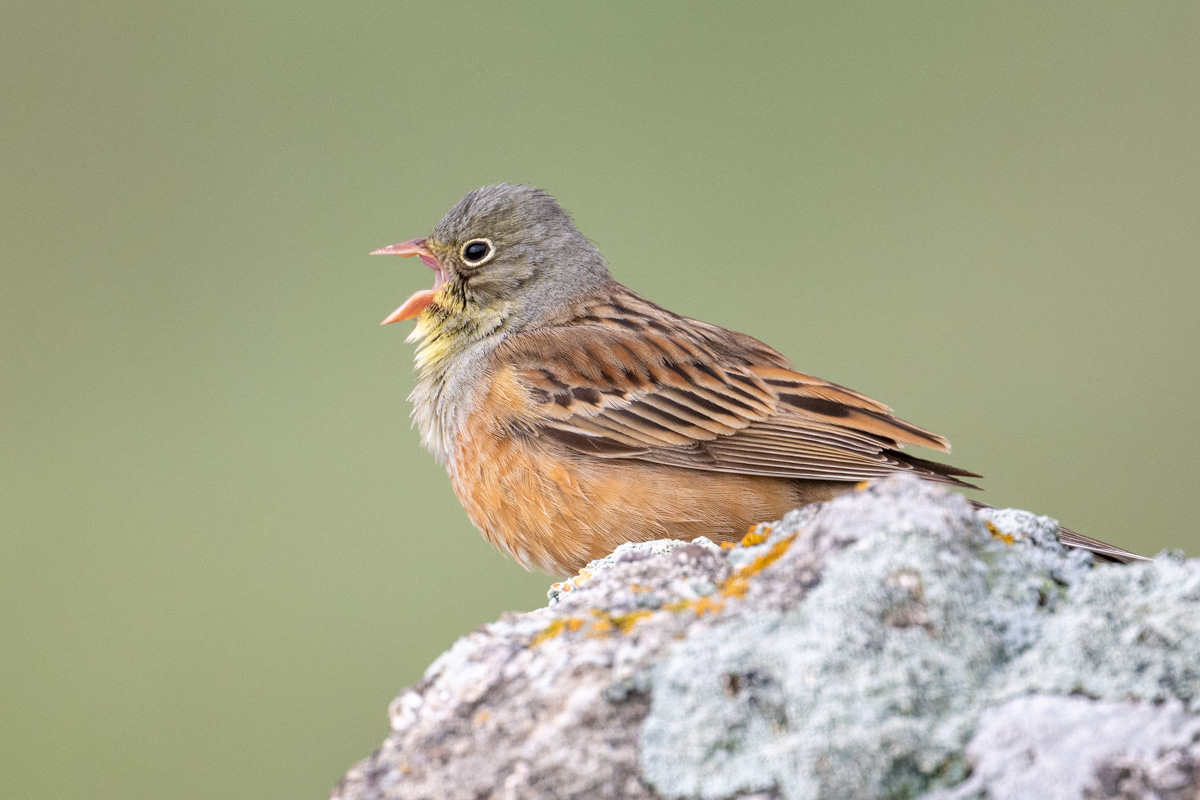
left=406, top=299, right=509, bottom=372
left=406, top=303, right=510, bottom=467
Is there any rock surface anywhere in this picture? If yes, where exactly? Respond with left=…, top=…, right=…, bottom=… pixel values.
left=331, top=476, right=1200, bottom=800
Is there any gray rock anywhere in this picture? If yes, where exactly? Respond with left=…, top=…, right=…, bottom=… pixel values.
left=925, top=696, right=1200, bottom=800
left=332, top=475, right=1200, bottom=800
left=1089, top=736, right=1200, bottom=800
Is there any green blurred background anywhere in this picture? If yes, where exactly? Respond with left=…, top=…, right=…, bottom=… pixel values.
left=3, top=2, right=1197, bottom=797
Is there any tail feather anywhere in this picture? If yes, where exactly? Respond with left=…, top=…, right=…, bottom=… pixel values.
left=896, top=452, right=984, bottom=491
left=970, top=500, right=1149, bottom=564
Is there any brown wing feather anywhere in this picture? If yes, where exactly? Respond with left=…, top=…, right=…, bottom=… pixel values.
left=497, top=291, right=978, bottom=489
left=1056, top=528, right=1150, bottom=563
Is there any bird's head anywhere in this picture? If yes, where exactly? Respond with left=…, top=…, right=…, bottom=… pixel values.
left=372, top=184, right=612, bottom=341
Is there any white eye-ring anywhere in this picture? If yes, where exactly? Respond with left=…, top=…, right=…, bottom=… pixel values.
left=460, top=238, right=496, bottom=267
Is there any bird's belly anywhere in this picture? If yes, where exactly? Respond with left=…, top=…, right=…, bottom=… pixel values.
left=449, top=428, right=843, bottom=574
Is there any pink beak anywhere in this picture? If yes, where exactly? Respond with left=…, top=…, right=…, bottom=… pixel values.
left=370, top=238, right=447, bottom=324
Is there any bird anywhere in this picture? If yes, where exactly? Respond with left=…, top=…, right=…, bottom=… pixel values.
left=372, top=183, right=1143, bottom=573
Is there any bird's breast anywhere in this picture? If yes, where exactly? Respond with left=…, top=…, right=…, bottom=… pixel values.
left=407, top=333, right=502, bottom=467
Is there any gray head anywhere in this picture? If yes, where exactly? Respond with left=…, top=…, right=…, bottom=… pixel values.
left=383, top=184, right=613, bottom=334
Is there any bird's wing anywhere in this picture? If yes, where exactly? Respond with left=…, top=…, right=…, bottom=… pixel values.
left=498, top=321, right=979, bottom=488
left=1055, top=528, right=1150, bottom=563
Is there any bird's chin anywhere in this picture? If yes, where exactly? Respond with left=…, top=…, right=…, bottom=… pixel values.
left=380, top=267, right=448, bottom=325
left=381, top=289, right=437, bottom=324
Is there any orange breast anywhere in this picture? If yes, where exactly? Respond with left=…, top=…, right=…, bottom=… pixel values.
left=447, top=370, right=840, bottom=573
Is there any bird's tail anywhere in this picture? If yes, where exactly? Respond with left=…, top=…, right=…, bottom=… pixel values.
left=969, top=500, right=1149, bottom=563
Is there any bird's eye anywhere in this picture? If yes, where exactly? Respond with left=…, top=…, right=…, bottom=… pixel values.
left=460, top=238, right=495, bottom=267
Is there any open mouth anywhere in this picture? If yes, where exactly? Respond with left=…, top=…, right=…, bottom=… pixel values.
left=370, top=237, right=446, bottom=325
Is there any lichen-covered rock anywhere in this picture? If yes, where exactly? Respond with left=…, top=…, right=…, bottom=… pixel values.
left=925, top=696, right=1200, bottom=800
left=332, top=476, right=1200, bottom=800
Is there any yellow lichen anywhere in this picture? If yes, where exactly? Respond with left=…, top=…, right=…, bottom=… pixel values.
left=531, top=616, right=585, bottom=646
left=721, top=575, right=750, bottom=599
left=587, top=609, right=653, bottom=637
left=588, top=614, right=615, bottom=637
left=986, top=520, right=1015, bottom=545
left=610, top=610, right=652, bottom=632
left=663, top=596, right=727, bottom=617
left=537, top=610, right=653, bottom=644
left=690, top=596, right=725, bottom=616
left=739, top=535, right=795, bottom=577
left=740, top=527, right=771, bottom=547
left=717, top=533, right=797, bottom=599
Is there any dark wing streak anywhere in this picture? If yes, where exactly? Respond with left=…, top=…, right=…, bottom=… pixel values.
left=537, top=426, right=650, bottom=458
left=634, top=394, right=741, bottom=436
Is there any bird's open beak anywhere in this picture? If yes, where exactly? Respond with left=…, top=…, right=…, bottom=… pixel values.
left=370, top=237, right=447, bottom=325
